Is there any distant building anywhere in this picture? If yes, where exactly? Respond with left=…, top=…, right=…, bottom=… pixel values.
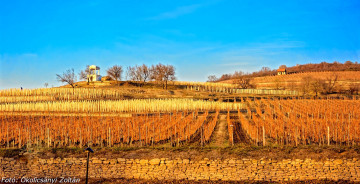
left=277, top=68, right=287, bottom=75
left=87, top=65, right=102, bottom=82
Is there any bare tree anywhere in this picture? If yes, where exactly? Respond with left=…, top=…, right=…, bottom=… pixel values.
left=232, top=71, right=245, bottom=78
left=151, top=63, right=176, bottom=89
left=56, top=68, right=77, bottom=88
left=79, top=65, right=90, bottom=84
left=107, top=65, right=123, bottom=83
left=258, top=66, right=273, bottom=77
left=274, top=79, right=281, bottom=89
left=300, top=76, right=312, bottom=96
left=322, top=73, right=338, bottom=94
left=44, top=83, right=49, bottom=88
left=345, top=61, right=353, bottom=65
left=150, top=64, right=162, bottom=82
left=79, top=65, right=90, bottom=80
left=138, top=64, right=152, bottom=83
left=207, top=75, right=218, bottom=82
left=310, top=79, right=325, bottom=97
left=163, top=64, right=176, bottom=90
left=349, top=82, right=360, bottom=95
left=261, top=67, right=271, bottom=72
left=232, top=77, right=253, bottom=89
left=127, top=64, right=152, bottom=84
left=79, top=65, right=91, bottom=84
left=126, top=66, right=138, bottom=81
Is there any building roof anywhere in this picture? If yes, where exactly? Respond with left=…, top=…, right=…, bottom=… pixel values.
left=89, top=65, right=100, bottom=70
left=277, top=68, right=286, bottom=72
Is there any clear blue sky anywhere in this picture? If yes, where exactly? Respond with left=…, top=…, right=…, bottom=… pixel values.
left=0, top=0, right=359, bottom=89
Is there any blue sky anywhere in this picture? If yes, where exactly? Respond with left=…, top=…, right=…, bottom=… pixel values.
left=0, top=0, right=359, bottom=89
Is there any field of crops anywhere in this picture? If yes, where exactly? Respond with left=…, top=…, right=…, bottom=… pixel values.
left=0, top=87, right=359, bottom=148
left=184, top=83, right=298, bottom=95
left=229, top=98, right=360, bottom=146
left=0, top=88, right=243, bottom=113
left=0, top=99, right=242, bottom=113
left=0, top=88, right=124, bottom=98
left=0, top=111, right=219, bottom=148
left=0, top=88, right=225, bottom=148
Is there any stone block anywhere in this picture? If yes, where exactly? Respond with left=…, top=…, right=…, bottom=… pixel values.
left=149, top=159, right=161, bottom=165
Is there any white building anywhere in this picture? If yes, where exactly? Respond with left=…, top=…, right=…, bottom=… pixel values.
left=87, top=65, right=102, bottom=82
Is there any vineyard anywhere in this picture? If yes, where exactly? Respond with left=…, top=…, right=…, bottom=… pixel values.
left=229, top=98, right=360, bottom=146
left=0, top=88, right=225, bottom=148
left=0, top=88, right=124, bottom=99
left=175, top=81, right=298, bottom=95
left=219, top=71, right=360, bottom=91
left=252, top=71, right=360, bottom=83
left=220, top=71, right=360, bottom=84
left=186, top=86, right=298, bottom=95
left=0, top=87, right=359, bottom=149
left=0, top=111, right=219, bottom=148
left=0, top=99, right=242, bottom=113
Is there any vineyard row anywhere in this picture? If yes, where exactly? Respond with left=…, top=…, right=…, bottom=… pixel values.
left=0, top=111, right=219, bottom=148
left=0, top=99, right=242, bottom=113
left=231, top=99, right=360, bottom=146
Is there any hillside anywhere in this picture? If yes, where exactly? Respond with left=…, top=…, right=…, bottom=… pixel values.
left=58, top=80, right=297, bottom=102
left=216, top=61, right=360, bottom=81
left=2, top=77, right=360, bottom=183
left=57, top=80, right=235, bottom=101
left=220, top=71, right=360, bottom=93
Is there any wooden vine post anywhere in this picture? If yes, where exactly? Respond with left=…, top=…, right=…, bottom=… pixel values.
left=201, top=120, right=204, bottom=147
left=139, top=122, right=142, bottom=147
left=263, top=126, right=266, bottom=146
left=327, top=126, right=330, bottom=146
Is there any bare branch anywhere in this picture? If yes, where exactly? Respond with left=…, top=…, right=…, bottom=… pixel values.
left=56, top=68, right=77, bottom=88
left=79, top=65, right=90, bottom=81
left=151, top=63, right=176, bottom=89
left=107, top=65, right=123, bottom=82
left=232, top=77, right=253, bottom=89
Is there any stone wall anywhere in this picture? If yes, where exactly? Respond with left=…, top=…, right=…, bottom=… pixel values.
left=1, top=157, right=360, bottom=182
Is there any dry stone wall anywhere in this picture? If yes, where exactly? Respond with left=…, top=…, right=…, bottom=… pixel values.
left=1, top=157, right=360, bottom=182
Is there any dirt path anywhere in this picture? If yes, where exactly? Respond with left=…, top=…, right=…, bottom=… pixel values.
left=211, top=115, right=228, bottom=147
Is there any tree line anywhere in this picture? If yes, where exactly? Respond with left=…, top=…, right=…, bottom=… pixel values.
left=56, top=63, right=176, bottom=89
left=212, top=61, right=360, bottom=82
left=299, top=73, right=359, bottom=96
